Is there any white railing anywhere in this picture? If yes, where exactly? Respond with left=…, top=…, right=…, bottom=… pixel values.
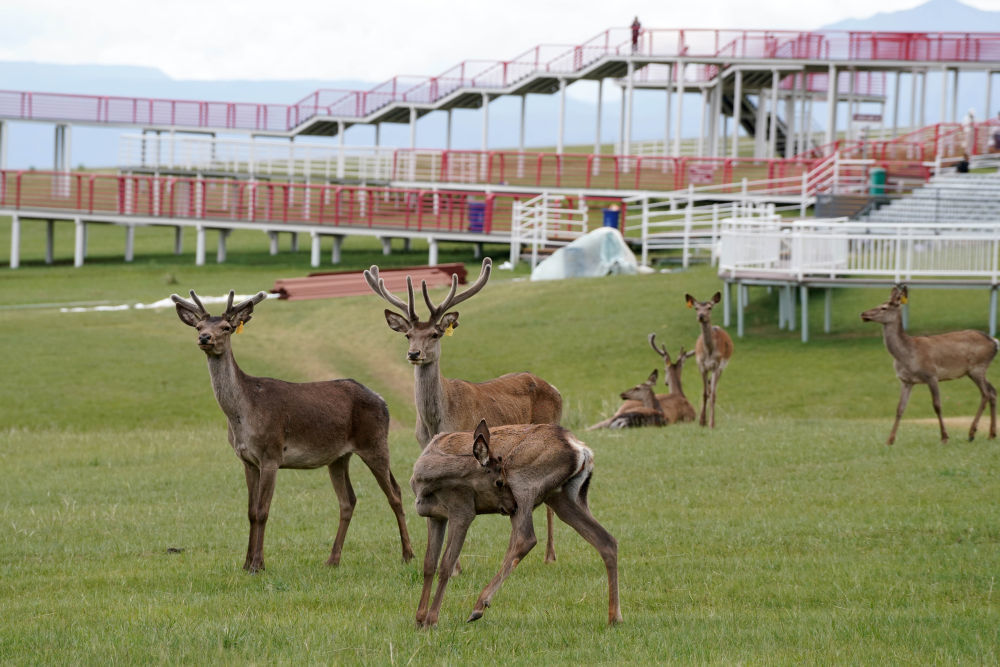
left=719, top=219, right=1000, bottom=284
left=509, top=193, right=589, bottom=269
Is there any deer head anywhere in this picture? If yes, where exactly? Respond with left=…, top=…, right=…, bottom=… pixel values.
left=648, top=333, right=695, bottom=392
left=620, top=369, right=658, bottom=403
left=364, top=258, right=492, bottom=366
left=172, top=290, right=269, bottom=356
left=861, top=285, right=907, bottom=325
left=685, top=291, right=721, bottom=324
left=411, top=419, right=518, bottom=518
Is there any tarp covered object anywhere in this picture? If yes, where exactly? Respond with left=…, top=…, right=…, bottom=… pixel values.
left=530, top=227, right=639, bottom=281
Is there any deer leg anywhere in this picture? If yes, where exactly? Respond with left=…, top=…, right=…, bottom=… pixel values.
left=416, top=517, right=446, bottom=627
left=708, top=368, right=723, bottom=429
left=927, top=378, right=949, bottom=443
left=468, top=510, right=538, bottom=623
left=699, top=368, right=710, bottom=427
left=544, top=507, right=556, bottom=563
left=988, top=381, right=997, bottom=439
left=423, top=514, right=473, bottom=628
left=325, top=455, right=356, bottom=566
left=247, top=464, right=279, bottom=573
left=242, top=462, right=261, bottom=572
left=887, top=382, right=913, bottom=446
left=355, top=449, right=414, bottom=563
left=546, top=491, right=622, bottom=625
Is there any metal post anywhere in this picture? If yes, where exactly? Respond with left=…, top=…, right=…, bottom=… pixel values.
left=624, top=64, right=634, bottom=156
left=824, top=288, right=832, bottom=333
left=519, top=94, right=527, bottom=154
left=919, top=70, right=927, bottom=127
left=990, top=287, right=997, bottom=337
left=331, top=235, right=343, bottom=264
left=446, top=109, right=453, bottom=151
left=769, top=70, right=779, bottom=158
left=428, top=238, right=439, bottom=266
left=9, top=216, right=19, bottom=269
left=195, top=226, right=206, bottom=266
left=664, top=65, right=672, bottom=156
left=410, top=106, right=418, bottom=182
left=736, top=281, right=745, bottom=338
left=617, top=87, right=626, bottom=155
left=825, top=64, right=838, bottom=152
left=216, top=229, right=228, bottom=263
left=310, top=231, right=320, bottom=268
left=0, top=120, right=7, bottom=173
left=951, top=68, right=959, bottom=123
left=674, top=60, right=685, bottom=157
left=45, top=220, right=54, bottom=265
left=985, top=71, right=993, bottom=121
left=557, top=80, right=566, bottom=154
left=731, top=69, right=742, bottom=158
left=697, top=88, right=707, bottom=157
left=800, top=285, right=809, bottom=343
left=594, top=81, right=603, bottom=163
left=125, top=225, right=135, bottom=262
left=269, top=231, right=279, bottom=255
left=174, top=227, right=183, bottom=255
left=892, top=71, right=901, bottom=138
left=74, top=218, right=85, bottom=268
left=722, top=280, right=731, bottom=327
left=337, top=121, right=345, bottom=180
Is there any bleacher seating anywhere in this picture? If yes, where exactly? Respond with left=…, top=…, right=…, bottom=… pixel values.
left=273, top=263, right=468, bottom=301
left=860, top=171, right=1000, bottom=224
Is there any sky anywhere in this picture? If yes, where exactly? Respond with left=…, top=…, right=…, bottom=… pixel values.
left=3, top=0, right=1000, bottom=83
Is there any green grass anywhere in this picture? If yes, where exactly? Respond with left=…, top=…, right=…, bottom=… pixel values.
left=1, top=217, right=998, bottom=663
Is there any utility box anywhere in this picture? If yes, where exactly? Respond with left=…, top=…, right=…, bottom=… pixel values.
left=869, top=167, right=887, bottom=196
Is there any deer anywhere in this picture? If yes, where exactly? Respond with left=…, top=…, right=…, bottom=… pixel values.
left=172, top=290, right=414, bottom=573
left=410, top=419, right=621, bottom=628
left=588, top=335, right=697, bottom=430
left=861, top=284, right=998, bottom=445
left=685, top=292, right=734, bottom=428
left=608, top=370, right=667, bottom=428
left=364, top=257, right=563, bottom=563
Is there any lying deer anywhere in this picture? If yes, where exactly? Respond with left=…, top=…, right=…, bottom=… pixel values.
left=609, top=370, right=667, bottom=428
left=365, top=257, right=563, bottom=562
left=410, top=420, right=621, bottom=627
left=172, top=290, right=413, bottom=572
left=685, top=292, right=734, bottom=428
left=587, top=335, right=695, bottom=430
left=861, top=284, right=998, bottom=445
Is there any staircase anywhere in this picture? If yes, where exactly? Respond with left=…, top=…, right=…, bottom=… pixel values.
left=509, top=193, right=589, bottom=269
left=858, top=171, right=1000, bottom=224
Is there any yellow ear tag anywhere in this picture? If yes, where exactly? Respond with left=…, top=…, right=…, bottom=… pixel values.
left=444, top=322, right=455, bottom=337
left=235, top=320, right=245, bottom=334
left=899, top=295, right=907, bottom=305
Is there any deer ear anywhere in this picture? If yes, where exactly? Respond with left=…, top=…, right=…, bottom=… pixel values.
left=712, top=292, right=721, bottom=304
left=684, top=294, right=694, bottom=309
left=173, top=299, right=206, bottom=328
left=439, top=312, right=460, bottom=332
left=384, top=310, right=411, bottom=333
left=472, top=420, right=491, bottom=467
left=647, top=369, right=658, bottom=384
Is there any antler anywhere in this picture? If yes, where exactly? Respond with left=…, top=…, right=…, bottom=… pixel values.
left=171, top=289, right=209, bottom=316
left=227, top=290, right=268, bottom=314
left=363, top=265, right=417, bottom=321
left=423, top=258, right=492, bottom=323
left=648, top=333, right=672, bottom=363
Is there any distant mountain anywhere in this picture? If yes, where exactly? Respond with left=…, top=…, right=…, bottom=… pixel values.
left=822, top=0, right=997, bottom=32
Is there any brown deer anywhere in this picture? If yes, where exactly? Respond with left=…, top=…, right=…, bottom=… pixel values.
left=364, top=257, right=563, bottom=562
left=609, top=370, right=667, bottom=428
left=685, top=292, right=734, bottom=428
left=587, top=335, right=695, bottom=430
left=861, top=284, right=998, bottom=445
left=410, top=420, right=621, bottom=628
left=172, top=290, right=413, bottom=572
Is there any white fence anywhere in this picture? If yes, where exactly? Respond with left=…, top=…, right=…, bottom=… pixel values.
left=509, top=193, right=589, bottom=269
left=719, top=219, right=1000, bottom=284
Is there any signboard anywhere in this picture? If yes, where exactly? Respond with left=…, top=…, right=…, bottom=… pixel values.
left=852, top=113, right=882, bottom=122
left=687, top=164, right=715, bottom=185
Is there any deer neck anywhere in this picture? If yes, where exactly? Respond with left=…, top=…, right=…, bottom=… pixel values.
left=640, top=389, right=662, bottom=413
left=413, top=359, right=448, bottom=435
left=881, top=317, right=913, bottom=361
left=699, top=318, right=717, bottom=356
left=667, top=368, right=685, bottom=397
left=205, top=348, right=250, bottom=419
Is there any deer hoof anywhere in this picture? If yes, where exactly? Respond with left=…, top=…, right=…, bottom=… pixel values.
left=467, top=610, right=483, bottom=623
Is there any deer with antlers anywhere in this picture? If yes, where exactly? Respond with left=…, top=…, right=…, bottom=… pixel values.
left=588, top=334, right=696, bottom=430
left=861, top=284, right=999, bottom=445
left=410, top=420, right=621, bottom=628
left=685, top=292, right=734, bottom=428
left=172, top=290, right=413, bottom=572
left=364, top=257, right=563, bottom=562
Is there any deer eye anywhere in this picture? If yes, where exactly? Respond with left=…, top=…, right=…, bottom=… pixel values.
left=404, top=334, right=412, bottom=339
left=495, top=479, right=504, bottom=488
left=221, top=325, right=232, bottom=332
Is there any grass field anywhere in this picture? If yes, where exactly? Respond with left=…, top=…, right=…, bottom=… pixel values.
left=2, top=219, right=998, bottom=663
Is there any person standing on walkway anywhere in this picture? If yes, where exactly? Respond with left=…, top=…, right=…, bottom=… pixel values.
left=631, top=17, right=641, bottom=53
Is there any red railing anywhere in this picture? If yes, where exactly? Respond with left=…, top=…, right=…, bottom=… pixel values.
left=3, top=28, right=1000, bottom=133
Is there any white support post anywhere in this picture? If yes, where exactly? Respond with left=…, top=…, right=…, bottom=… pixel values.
left=594, top=79, right=603, bottom=157
left=337, top=121, right=345, bottom=180
left=216, top=229, right=229, bottom=263
left=174, top=227, right=183, bottom=255
left=951, top=68, right=960, bottom=123
left=125, top=225, right=135, bottom=262
left=409, top=106, right=418, bottom=182
left=769, top=70, right=779, bottom=158
left=446, top=109, right=453, bottom=151
left=825, top=64, right=838, bottom=152
left=919, top=70, right=927, bottom=127
left=674, top=60, right=685, bottom=157
left=990, top=287, right=997, bottom=337
left=800, top=285, right=809, bottom=343
left=617, top=87, right=626, bottom=154
left=755, top=92, right=767, bottom=158
left=195, top=226, right=206, bottom=266
left=623, top=65, right=634, bottom=156
left=722, top=281, right=731, bottom=327
left=697, top=88, right=707, bottom=157
left=557, top=79, right=567, bottom=154
left=519, top=94, right=527, bottom=154
left=892, top=71, right=901, bottom=138
left=664, top=65, right=673, bottom=156
left=381, top=237, right=392, bottom=256
left=45, top=220, right=54, bottom=265
left=310, top=232, right=320, bottom=268
left=331, top=235, right=343, bottom=264
left=290, top=233, right=299, bottom=253
left=731, top=69, right=742, bottom=158
left=824, top=288, right=833, bottom=333
left=428, top=237, right=439, bottom=266
left=74, top=218, right=85, bottom=268
left=481, top=92, right=490, bottom=180
left=736, top=281, right=745, bottom=338
left=985, top=71, right=992, bottom=121
left=269, top=231, right=279, bottom=255
left=9, top=216, right=20, bottom=269
left=910, top=70, right=918, bottom=129
left=0, top=120, right=7, bottom=174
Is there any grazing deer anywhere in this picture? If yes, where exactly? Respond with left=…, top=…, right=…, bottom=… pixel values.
left=410, top=420, right=621, bottom=628
left=172, top=290, right=413, bottom=572
left=861, top=284, right=998, bottom=445
left=685, top=292, right=734, bottom=428
left=364, top=257, right=563, bottom=562
left=608, top=370, right=667, bottom=428
left=586, top=335, right=695, bottom=430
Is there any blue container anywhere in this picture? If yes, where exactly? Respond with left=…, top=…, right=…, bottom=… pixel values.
left=468, top=202, right=486, bottom=232
left=602, top=208, right=620, bottom=229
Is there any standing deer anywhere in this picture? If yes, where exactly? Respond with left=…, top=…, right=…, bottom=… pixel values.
left=587, top=335, right=695, bottom=430
left=685, top=292, right=734, bottom=428
left=172, top=290, right=413, bottom=572
left=861, top=284, right=998, bottom=445
left=364, top=257, right=563, bottom=562
left=410, top=420, right=621, bottom=627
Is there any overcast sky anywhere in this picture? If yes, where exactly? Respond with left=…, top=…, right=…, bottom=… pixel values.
left=2, top=0, right=1000, bottom=83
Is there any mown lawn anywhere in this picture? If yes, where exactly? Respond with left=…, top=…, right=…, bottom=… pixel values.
left=1, top=219, right=998, bottom=663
